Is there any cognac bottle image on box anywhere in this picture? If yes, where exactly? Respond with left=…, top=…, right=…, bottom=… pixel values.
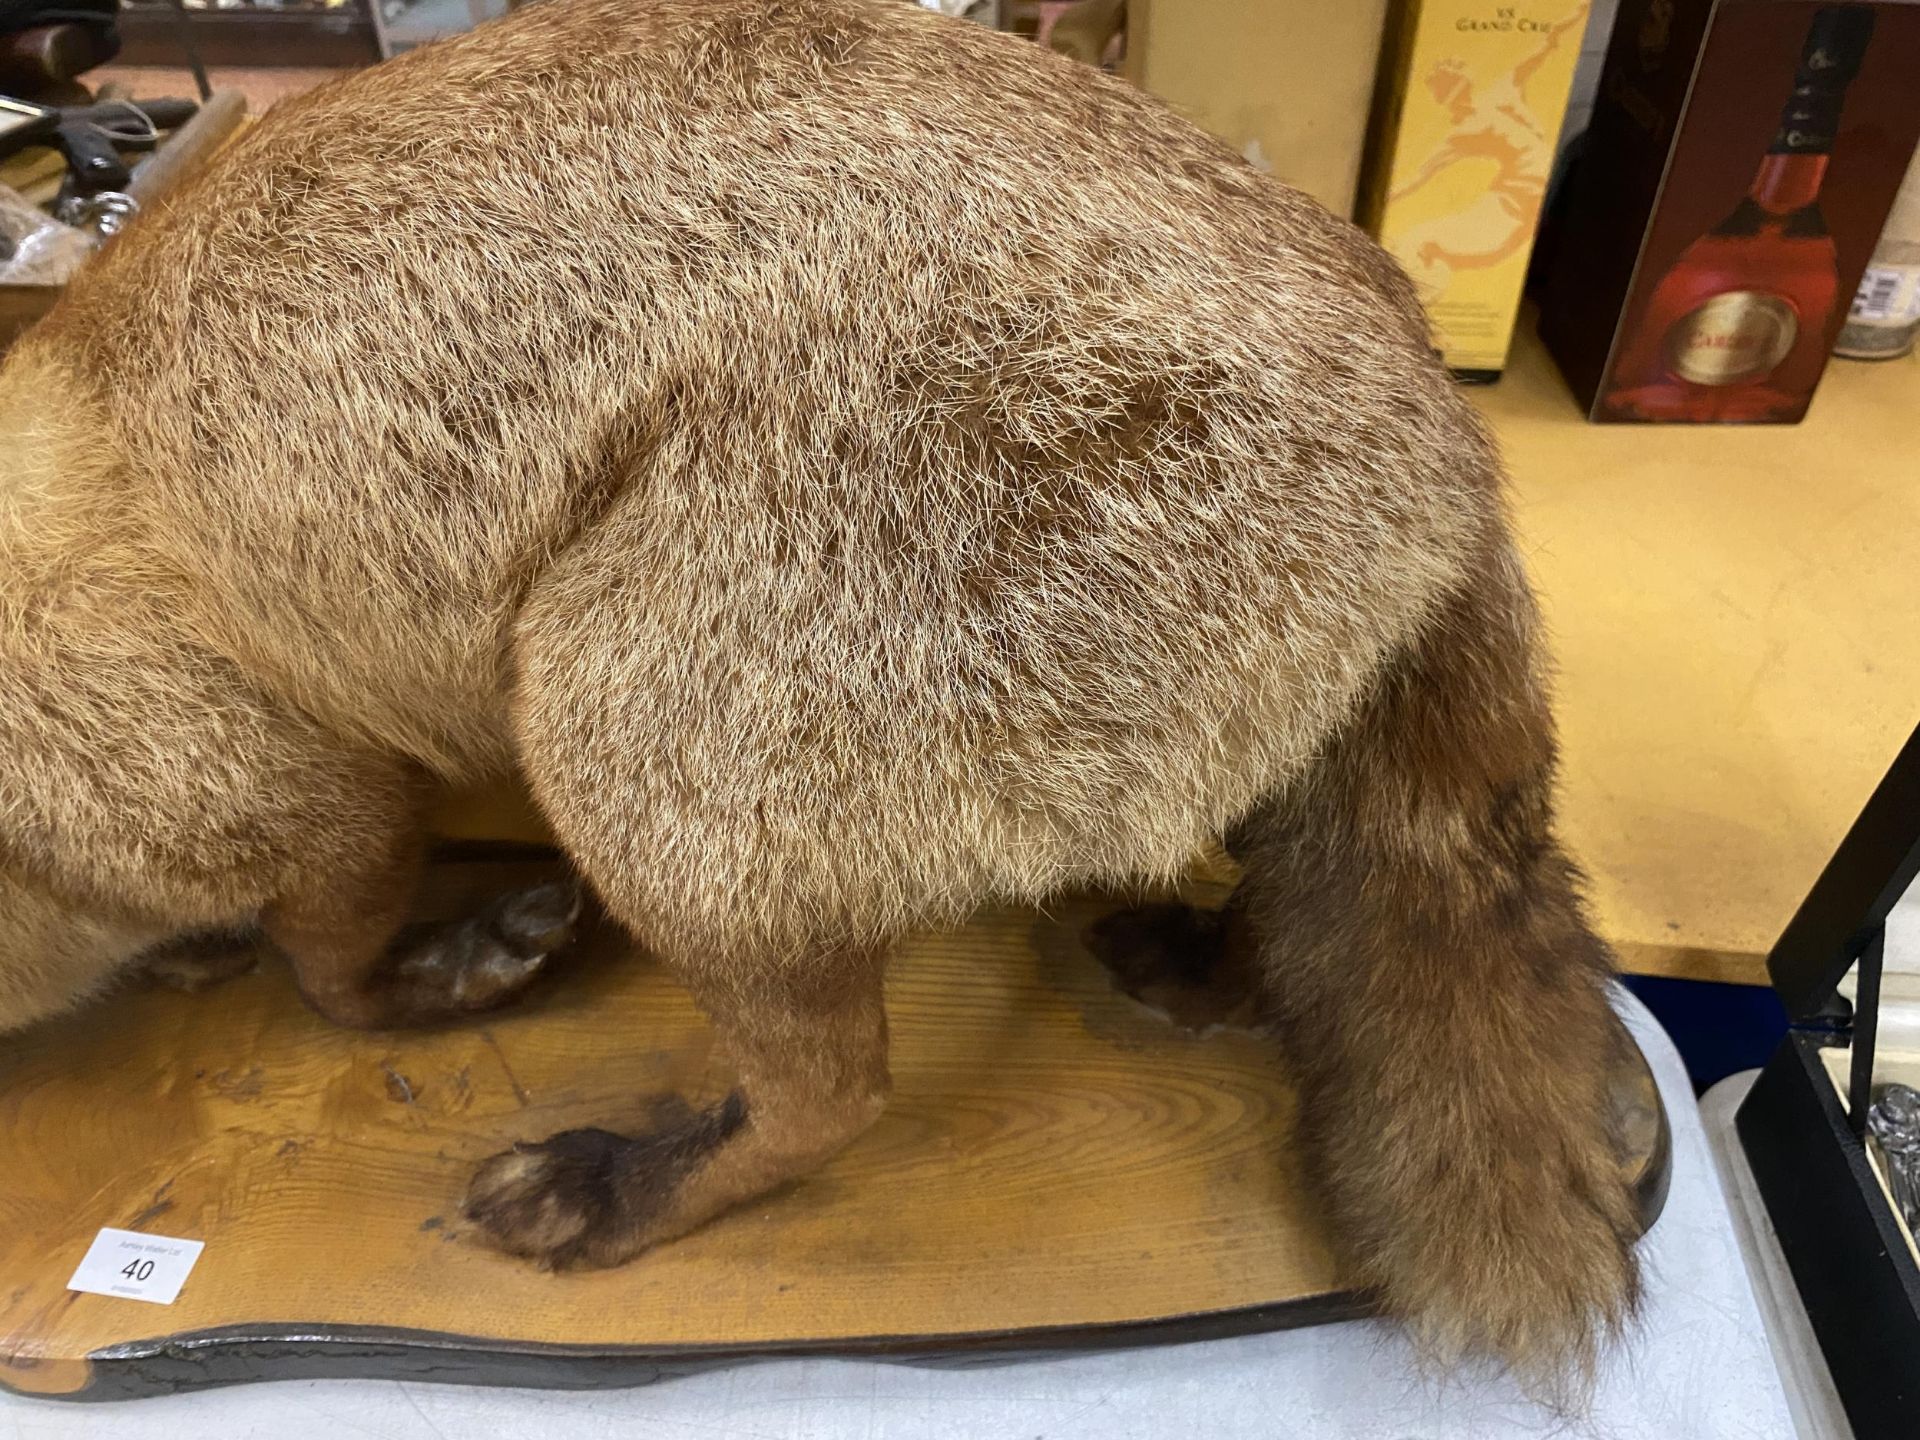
left=1604, top=6, right=1874, bottom=421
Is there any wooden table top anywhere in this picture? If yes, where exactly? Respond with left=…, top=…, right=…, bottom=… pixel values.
left=1479, top=323, right=1919, bottom=985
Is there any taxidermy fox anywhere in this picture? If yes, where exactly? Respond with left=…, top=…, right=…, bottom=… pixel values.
left=0, top=0, right=1642, bottom=1380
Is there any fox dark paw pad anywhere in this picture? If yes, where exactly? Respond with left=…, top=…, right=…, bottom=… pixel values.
left=464, top=1095, right=749, bottom=1270
left=396, top=879, right=582, bottom=1013
left=463, top=1127, right=636, bottom=1269
left=1084, top=904, right=1225, bottom=987
left=1083, top=904, right=1256, bottom=1031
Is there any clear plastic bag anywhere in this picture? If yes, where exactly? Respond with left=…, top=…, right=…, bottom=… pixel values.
left=0, top=182, right=96, bottom=288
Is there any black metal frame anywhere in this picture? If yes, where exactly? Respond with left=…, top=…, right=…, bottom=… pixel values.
left=1737, top=724, right=1920, bottom=1440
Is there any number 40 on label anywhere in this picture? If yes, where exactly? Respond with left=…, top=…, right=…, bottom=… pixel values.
left=67, top=1227, right=206, bottom=1306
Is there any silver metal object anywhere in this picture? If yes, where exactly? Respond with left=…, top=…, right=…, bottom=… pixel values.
left=53, top=190, right=140, bottom=238
left=1867, top=1083, right=1920, bottom=1232
left=54, top=189, right=139, bottom=238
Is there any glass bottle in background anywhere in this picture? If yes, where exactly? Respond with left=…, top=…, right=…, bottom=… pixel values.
left=1835, top=142, right=1920, bottom=360
left=1603, top=6, right=1874, bottom=421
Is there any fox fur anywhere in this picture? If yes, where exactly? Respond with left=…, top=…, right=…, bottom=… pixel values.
left=0, top=0, right=1639, bottom=1380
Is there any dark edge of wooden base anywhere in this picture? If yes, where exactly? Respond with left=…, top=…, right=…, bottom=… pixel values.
left=56, top=1292, right=1376, bottom=1401
left=1736, top=1031, right=1920, bottom=1440
left=1635, top=1064, right=1675, bottom=1241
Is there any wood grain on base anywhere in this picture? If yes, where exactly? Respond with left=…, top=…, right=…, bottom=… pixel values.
left=0, top=867, right=1352, bottom=1399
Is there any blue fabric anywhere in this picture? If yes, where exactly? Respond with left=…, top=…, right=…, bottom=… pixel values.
left=1620, top=973, right=1791, bottom=1093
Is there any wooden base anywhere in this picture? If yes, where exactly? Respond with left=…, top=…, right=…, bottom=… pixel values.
left=0, top=855, right=1670, bottom=1400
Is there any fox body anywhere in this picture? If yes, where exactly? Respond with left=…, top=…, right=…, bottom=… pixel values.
left=0, top=0, right=1638, bottom=1377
